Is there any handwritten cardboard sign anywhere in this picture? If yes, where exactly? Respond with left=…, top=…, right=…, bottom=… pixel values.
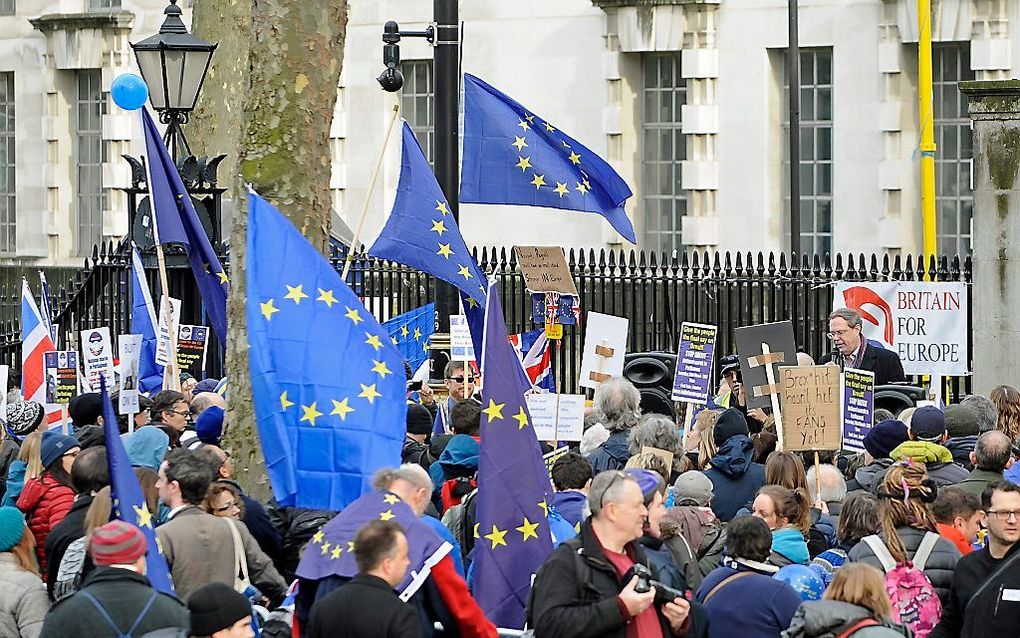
left=514, top=246, right=579, bottom=296
left=780, top=365, right=841, bottom=451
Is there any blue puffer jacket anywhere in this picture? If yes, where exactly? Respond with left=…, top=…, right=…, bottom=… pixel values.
left=587, top=430, right=631, bottom=474
left=702, top=435, right=765, bottom=522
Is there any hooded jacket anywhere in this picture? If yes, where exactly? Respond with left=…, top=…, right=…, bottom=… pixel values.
left=428, top=435, right=479, bottom=490
left=122, top=427, right=169, bottom=471
left=945, top=435, right=978, bottom=470
left=850, top=458, right=895, bottom=494
left=550, top=491, right=587, bottom=530
left=659, top=507, right=726, bottom=591
left=17, top=474, right=75, bottom=578
left=701, top=435, right=766, bottom=522
left=770, top=528, right=810, bottom=566
left=884, top=441, right=969, bottom=487
left=847, top=526, right=961, bottom=602
left=782, top=600, right=909, bottom=638
left=586, top=430, right=632, bottom=474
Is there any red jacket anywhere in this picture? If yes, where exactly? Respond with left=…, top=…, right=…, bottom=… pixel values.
left=936, top=522, right=974, bottom=556
left=431, top=555, right=497, bottom=638
left=17, top=473, right=75, bottom=578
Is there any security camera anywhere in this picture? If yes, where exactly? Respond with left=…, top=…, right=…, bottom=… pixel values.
left=377, top=66, right=404, bottom=92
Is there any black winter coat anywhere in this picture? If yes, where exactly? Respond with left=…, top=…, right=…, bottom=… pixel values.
left=527, top=519, right=707, bottom=638
left=307, top=573, right=420, bottom=638
left=930, top=542, right=1020, bottom=638
left=39, top=567, right=188, bottom=638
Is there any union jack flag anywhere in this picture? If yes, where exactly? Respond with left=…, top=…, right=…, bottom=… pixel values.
left=21, top=280, right=62, bottom=425
left=508, top=329, right=555, bottom=393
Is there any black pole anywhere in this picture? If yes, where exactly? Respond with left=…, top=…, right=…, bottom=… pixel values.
left=430, top=0, right=460, bottom=382
left=788, top=0, right=801, bottom=256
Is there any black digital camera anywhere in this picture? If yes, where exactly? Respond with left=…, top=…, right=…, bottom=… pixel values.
left=631, top=563, right=686, bottom=606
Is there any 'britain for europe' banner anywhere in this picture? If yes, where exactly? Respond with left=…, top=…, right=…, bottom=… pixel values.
left=832, top=281, right=968, bottom=376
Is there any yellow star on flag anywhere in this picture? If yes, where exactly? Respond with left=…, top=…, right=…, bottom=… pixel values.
left=437, top=243, right=454, bottom=259
left=422, top=342, right=430, bottom=353
left=583, top=177, right=591, bottom=190
left=516, top=517, right=540, bottom=541
left=484, top=525, right=508, bottom=549
left=359, top=383, right=382, bottom=404
left=260, top=299, right=280, bottom=321
left=300, top=402, right=323, bottom=426
left=365, top=333, right=383, bottom=351
left=575, top=181, right=589, bottom=195
left=544, top=122, right=556, bottom=132
left=435, top=200, right=450, bottom=216
left=568, top=151, right=582, bottom=165
left=413, top=327, right=422, bottom=341
left=371, top=360, right=392, bottom=378
left=331, top=546, right=342, bottom=560
left=217, top=272, right=229, bottom=284
left=530, top=173, right=546, bottom=189
left=431, top=219, right=447, bottom=236
left=284, top=284, right=308, bottom=304
left=457, top=265, right=473, bottom=280
left=524, top=113, right=535, bottom=124
left=512, top=407, right=529, bottom=430
left=538, top=500, right=549, bottom=517
left=347, top=541, right=356, bottom=552
left=383, top=493, right=400, bottom=505
left=553, top=182, right=569, bottom=197
left=391, top=337, right=399, bottom=345
left=317, top=288, right=338, bottom=308
left=515, top=156, right=532, bottom=172
left=400, top=325, right=409, bottom=338
left=517, top=119, right=530, bottom=131
left=465, top=297, right=479, bottom=309
left=344, top=306, right=363, bottom=325
left=330, top=398, right=354, bottom=421
left=133, top=504, right=153, bottom=529
left=280, top=391, right=294, bottom=411
left=312, top=530, right=324, bottom=544
left=379, top=509, right=395, bottom=521
left=473, top=523, right=480, bottom=539
left=511, top=136, right=528, bottom=151
left=320, top=542, right=331, bottom=556
left=482, top=399, right=505, bottom=423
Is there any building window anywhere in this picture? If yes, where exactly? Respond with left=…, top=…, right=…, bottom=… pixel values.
left=0, top=0, right=14, bottom=16
left=400, top=60, right=433, bottom=164
left=88, top=0, right=121, bottom=9
left=642, top=52, right=686, bottom=254
left=0, top=73, right=13, bottom=253
left=782, top=48, right=833, bottom=255
left=933, top=43, right=974, bottom=256
left=76, top=70, right=105, bottom=257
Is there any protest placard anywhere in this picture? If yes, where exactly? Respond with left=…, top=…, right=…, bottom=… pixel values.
left=44, top=351, right=79, bottom=405
left=832, top=281, right=968, bottom=376
left=671, top=323, right=718, bottom=403
left=176, top=325, right=209, bottom=379
left=579, top=312, right=628, bottom=389
left=780, top=365, right=841, bottom=451
left=542, top=446, right=571, bottom=475
left=450, top=315, right=474, bottom=362
left=641, top=446, right=675, bottom=473
left=118, top=334, right=142, bottom=418
left=514, top=246, right=579, bottom=296
left=526, top=393, right=585, bottom=442
left=156, top=297, right=181, bottom=366
left=842, top=369, right=875, bottom=453
left=735, top=321, right=799, bottom=410
left=80, top=327, right=113, bottom=389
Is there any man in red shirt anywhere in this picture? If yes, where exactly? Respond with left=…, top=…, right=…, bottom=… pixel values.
left=527, top=470, right=706, bottom=637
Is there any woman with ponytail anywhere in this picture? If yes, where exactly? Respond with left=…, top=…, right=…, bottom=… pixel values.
left=752, top=484, right=812, bottom=566
left=847, top=461, right=961, bottom=602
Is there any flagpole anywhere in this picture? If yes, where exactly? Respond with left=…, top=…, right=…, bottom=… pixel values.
left=341, top=103, right=400, bottom=281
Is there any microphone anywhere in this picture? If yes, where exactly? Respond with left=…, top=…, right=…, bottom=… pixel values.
left=832, top=348, right=844, bottom=372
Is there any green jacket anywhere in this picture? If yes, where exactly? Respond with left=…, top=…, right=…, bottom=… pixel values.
left=956, top=468, right=1005, bottom=497
left=890, top=440, right=953, bottom=464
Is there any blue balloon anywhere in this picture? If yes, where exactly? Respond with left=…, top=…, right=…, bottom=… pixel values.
left=774, top=564, right=825, bottom=601
left=111, top=74, right=149, bottom=111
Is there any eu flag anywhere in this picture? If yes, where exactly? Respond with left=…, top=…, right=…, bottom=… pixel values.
left=130, top=245, right=163, bottom=394
left=141, top=108, right=228, bottom=346
left=472, top=279, right=554, bottom=628
left=247, top=192, right=407, bottom=510
left=100, top=378, right=174, bottom=594
left=460, top=74, right=636, bottom=243
left=368, top=123, right=487, bottom=306
left=382, top=303, right=434, bottom=376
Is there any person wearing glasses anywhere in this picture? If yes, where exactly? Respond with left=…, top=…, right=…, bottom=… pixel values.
left=931, top=481, right=1020, bottom=638
left=149, top=390, right=192, bottom=449
left=432, top=361, right=476, bottom=436
left=527, top=470, right=706, bottom=638
left=818, top=308, right=905, bottom=386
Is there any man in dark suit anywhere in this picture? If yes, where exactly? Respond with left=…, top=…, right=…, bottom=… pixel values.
left=819, top=307, right=906, bottom=386
left=308, top=519, right=421, bottom=638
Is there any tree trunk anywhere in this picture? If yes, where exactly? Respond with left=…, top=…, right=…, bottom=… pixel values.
left=188, top=1, right=349, bottom=498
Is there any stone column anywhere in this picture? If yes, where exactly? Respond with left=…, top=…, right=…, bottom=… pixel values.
left=960, top=80, right=1020, bottom=395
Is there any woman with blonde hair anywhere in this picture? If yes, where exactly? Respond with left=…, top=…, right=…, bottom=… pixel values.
left=683, top=409, right=720, bottom=470
left=847, top=462, right=960, bottom=603
left=783, top=563, right=909, bottom=637
left=0, top=506, right=49, bottom=637
left=990, top=385, right=1020, bottom=442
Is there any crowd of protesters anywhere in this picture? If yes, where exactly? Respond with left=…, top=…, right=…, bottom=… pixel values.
left=1, top=348, right=1019, bottom=638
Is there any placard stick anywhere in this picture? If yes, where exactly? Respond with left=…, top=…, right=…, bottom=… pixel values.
left=341, top=104, right=400, bottom=281
left=813, top=450, right=822, bottom=505
left=762, top=342, right=785, bottom=451
left=61, top=405, right=69, bottom=436
left=128, top=411, right=135, bottom=435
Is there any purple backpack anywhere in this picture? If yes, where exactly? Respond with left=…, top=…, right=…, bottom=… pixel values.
left=861, top=532, right=943, bottom=638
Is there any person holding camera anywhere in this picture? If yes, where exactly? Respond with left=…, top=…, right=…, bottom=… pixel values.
left=527, top=470, right=707, bottom=638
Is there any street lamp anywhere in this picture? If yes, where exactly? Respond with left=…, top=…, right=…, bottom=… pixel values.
left=131, top=0, right=217, bottom=162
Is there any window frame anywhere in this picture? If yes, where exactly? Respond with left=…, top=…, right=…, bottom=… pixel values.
left=641, top=52, right=687, bottom=254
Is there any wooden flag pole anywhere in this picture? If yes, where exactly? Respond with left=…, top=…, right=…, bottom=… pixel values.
left=341, top=104, right=401, bottom=281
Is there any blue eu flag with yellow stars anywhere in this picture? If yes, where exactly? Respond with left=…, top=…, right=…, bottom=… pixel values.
left=246, top=192, right=407, bottom=511
left=100, top=378, right=173, bottom=594
left=472, top=278, right=555, bottom=628
left=369, top=123, right=487, bottom=306
left=460, top=74, right=636, bottom=244
left=382, top=303, right=434, bottom=375
left=141, top=108, right=228, bottom=345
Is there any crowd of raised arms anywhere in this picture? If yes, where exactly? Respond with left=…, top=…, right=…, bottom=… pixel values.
left=0, top=358, right=1018, bottom=638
